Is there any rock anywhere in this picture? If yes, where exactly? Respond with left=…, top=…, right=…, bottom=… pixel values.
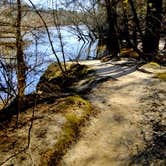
left=37, top=63, right=90, bottom=94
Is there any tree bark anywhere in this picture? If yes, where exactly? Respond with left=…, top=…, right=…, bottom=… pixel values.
left=143, top=0, right=163, bottom=60
left=104, top=0, right=120, bottom=57
left=16, top=0, right=26, bottom=122
left=128, top=0, right=144, bottom=43
left=3, top=0, right=7, bottom=5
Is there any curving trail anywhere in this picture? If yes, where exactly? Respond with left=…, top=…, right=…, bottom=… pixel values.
left=61, top=60, right=166, bottom=166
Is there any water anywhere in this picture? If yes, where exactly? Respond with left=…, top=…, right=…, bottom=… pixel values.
left=0, top=25, right=97, bottom=98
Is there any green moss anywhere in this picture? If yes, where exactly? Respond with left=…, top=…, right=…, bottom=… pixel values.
left=68, top=63, right=89, bottom=77
left=41, top=95, right=93, bottom=166
left=55, top=95, right=91, bottom=113
left=143, top=62, right=160, bottom=69
left=64, top=95, right=91, bottom=106
left=120, top=48, right=139, bottom=58
left=37, top=63, right=90, bottom=94
left=154, top=72, right=166, bottom=81
left=62, top=113, right=81, bottom=144
left=65, top=112, right=80, bottom=126
left=43, top=63, right=66, bottom=81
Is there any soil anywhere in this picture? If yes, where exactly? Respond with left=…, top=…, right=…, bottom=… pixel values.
left=0, top=59, right=166, bottom=166
left=61, top=59, right=166, bottom=166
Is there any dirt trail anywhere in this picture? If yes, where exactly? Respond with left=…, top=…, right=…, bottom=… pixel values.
left=61, top=60, right=166, bottom=166
left=0, top=60, right=165, bottom=166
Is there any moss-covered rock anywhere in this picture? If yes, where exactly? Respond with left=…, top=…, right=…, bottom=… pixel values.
left=154, top=72, right=166, bottom=81
left=142, top=62, right=161, bottom=69
left=37, top=63, right=90, bottom=94
left=120, top=48, right=139, bottom=59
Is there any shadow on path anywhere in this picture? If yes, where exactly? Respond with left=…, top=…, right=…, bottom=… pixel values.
left=78, top=60, right=141, bottom=94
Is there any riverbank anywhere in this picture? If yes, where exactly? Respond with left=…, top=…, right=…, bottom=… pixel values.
left=0, top=59, right=166, bottom=165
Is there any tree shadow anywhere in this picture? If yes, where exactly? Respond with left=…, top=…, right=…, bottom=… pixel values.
left=92, top=60, right=138, bottom=79
left=129, top=122, right=166, bottom=165
left=77, top=60, right=141, bottom=95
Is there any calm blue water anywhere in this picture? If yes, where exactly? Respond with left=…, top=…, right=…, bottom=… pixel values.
left=23, top=25, right=97, bottom=94
left=0, top=26, right=97, bottom=99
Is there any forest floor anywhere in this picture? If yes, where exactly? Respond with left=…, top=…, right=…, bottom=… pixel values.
left=0, top=59, right=166, bottom=166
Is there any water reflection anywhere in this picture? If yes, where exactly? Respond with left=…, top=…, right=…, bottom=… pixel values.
left=0, top=25, right=97, bottom=99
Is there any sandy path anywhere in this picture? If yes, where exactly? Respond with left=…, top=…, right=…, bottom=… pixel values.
left=61, top=60, right=166, bottom=166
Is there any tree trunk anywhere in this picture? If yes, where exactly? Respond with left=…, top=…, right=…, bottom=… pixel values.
left=143, top=0, right=163, bottom=60
left=3, top=0, right=7, bottom=5
left=16, top=0, right=26, bottom=122
left=122, top=0, right=130, bottom=48
left=104, top=0, right=120, bottom=57
left=128, top=0, right=144, bottom=43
